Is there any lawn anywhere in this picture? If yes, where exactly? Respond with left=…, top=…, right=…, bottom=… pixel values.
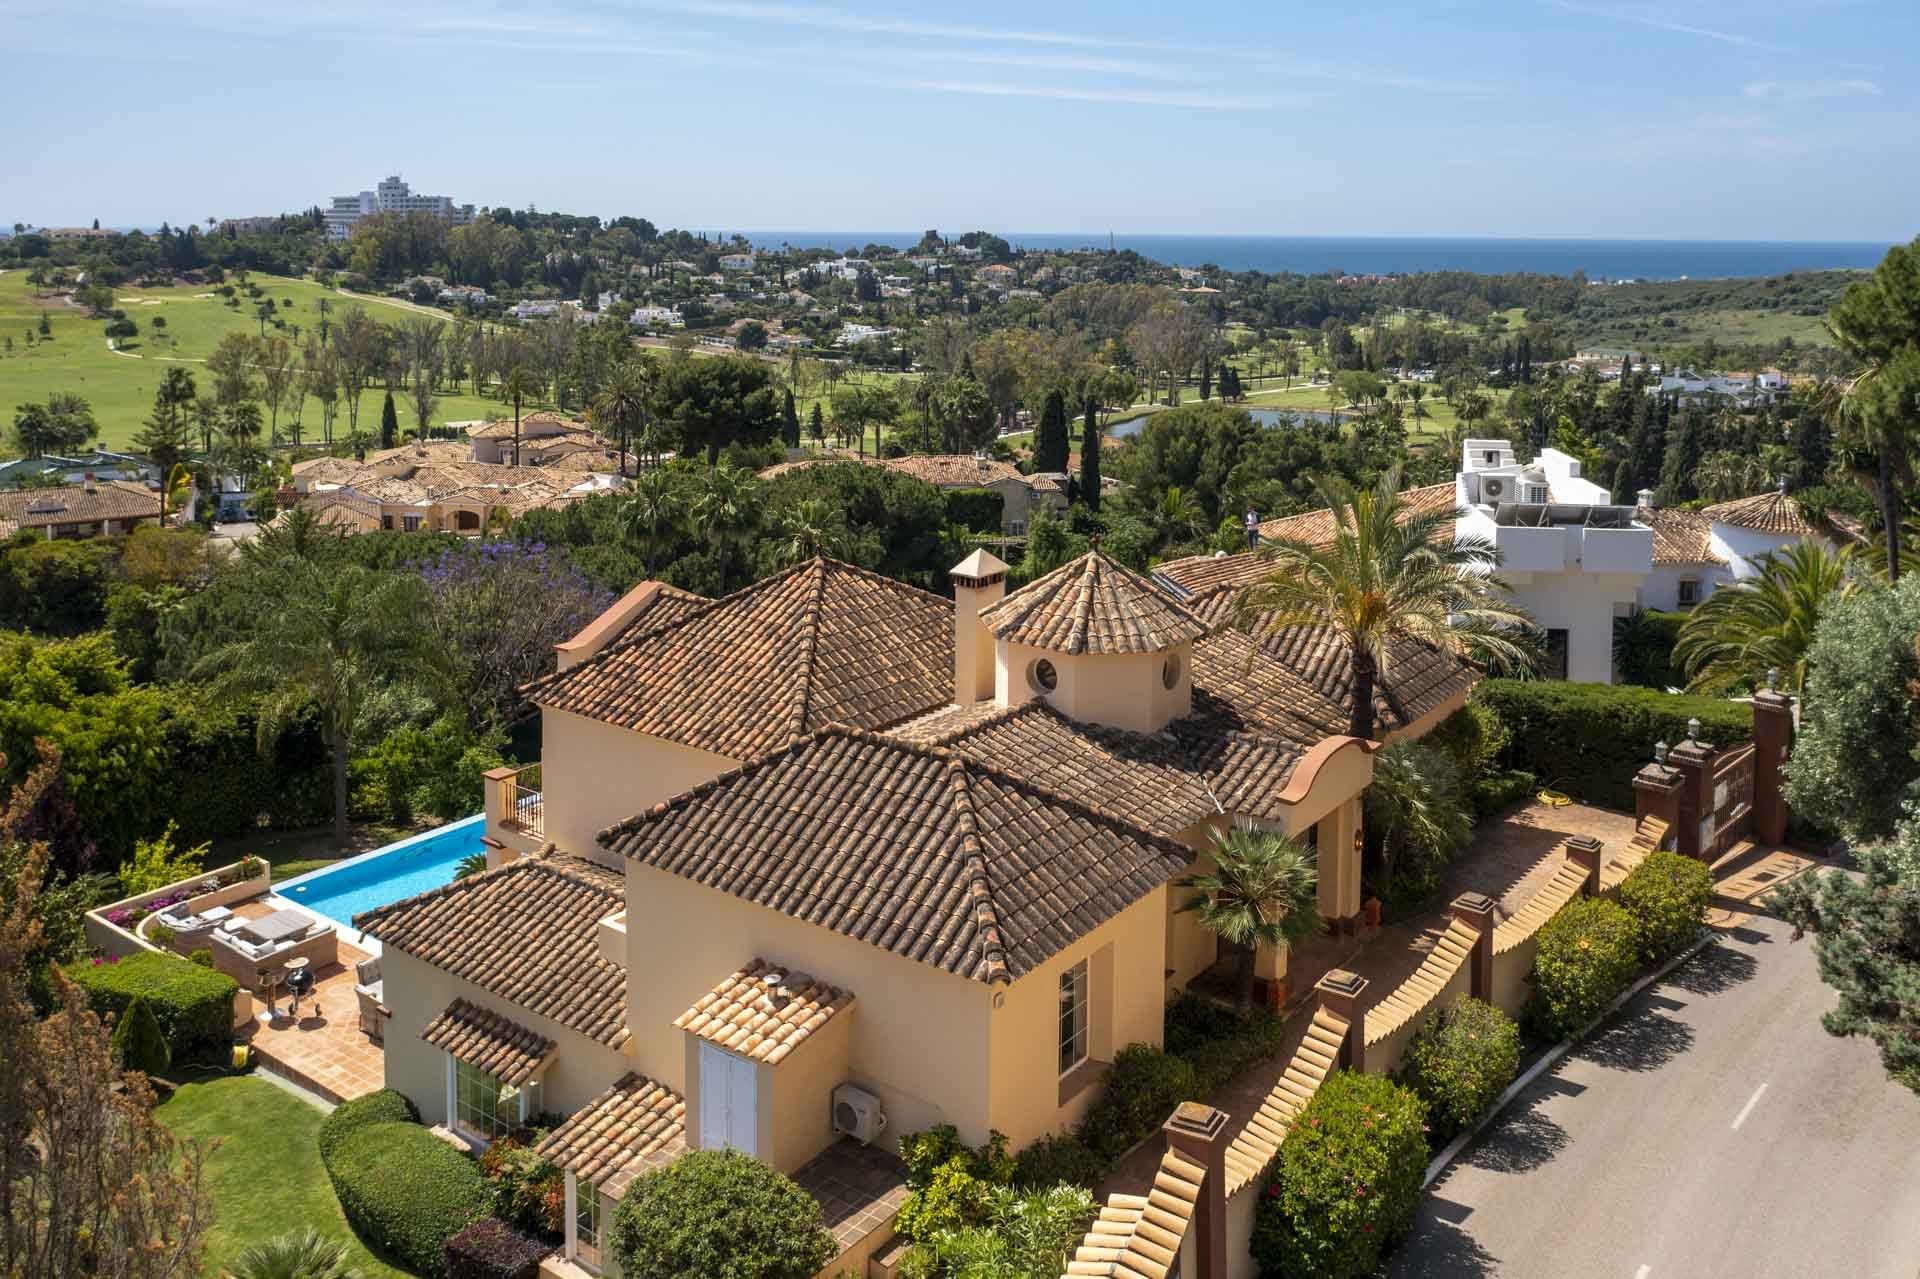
left=0, top=270, right=504, bottom=456
left=209, top=820, right=421, bottom=882
left=157, top=1075, right=416, bottom=1279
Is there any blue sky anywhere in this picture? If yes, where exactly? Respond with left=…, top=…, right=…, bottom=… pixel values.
left=5, top=0, right=1914, bottom=239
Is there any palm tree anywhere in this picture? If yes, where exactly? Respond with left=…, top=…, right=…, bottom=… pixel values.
left=690, top=465, right=761, bottom=580
left=615, top=468, right=683, bottom=578
left=239, top=504, right=342, bottom=567
left=1178, top=827, right=1322, bottom=1012
left=1826, top=240, right=1920, bottom=584
left=1236, top=466, right=1537, bottom=741
left=230, top=1229, right=361, bottom=1279
left=592, top=360, right=652, bottom=478
left=497, top=364, right=541, bottom=466
left=1673, top=542, right=1854, bottom=695
left=1149, top=485, right=1207, bottom=546
left=193, top=561, right=439, bottom=842
left=228, top=1228, right=362, bottom=1279
left=773, top=498, right=845, bottom=565
left=1363, top=741, right=1472, bottom=905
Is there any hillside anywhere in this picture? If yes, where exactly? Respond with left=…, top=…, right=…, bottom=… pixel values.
left=1554, top=270, right=1856, bottom=353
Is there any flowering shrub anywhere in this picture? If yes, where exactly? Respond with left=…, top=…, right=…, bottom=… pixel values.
left=1250, top=1071, right=1429, bottom=1279
left=1527, top=897, right=1642, bottom=1040
left=480, top=1135, right=564, bottom=1238
left=1399, top=997, right=1522, bottom=1145
left=117, top=821, right=210, bottom=897
left=1618, top=852, right=1711, bottom=962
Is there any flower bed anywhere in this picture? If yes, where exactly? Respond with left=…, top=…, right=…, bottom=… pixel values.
left=84, top=857, right=271, bottom=959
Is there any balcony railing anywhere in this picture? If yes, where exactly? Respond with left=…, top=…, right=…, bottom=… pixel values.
left=501, top=763, right=544, bottom=839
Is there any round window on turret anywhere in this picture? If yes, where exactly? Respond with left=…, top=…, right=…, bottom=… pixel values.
left=1162, top=654, right=1182, bottom=689
left=1028, top=659, right=1058, bottom=693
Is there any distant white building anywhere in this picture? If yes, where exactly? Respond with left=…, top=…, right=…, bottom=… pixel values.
left=814, top=258, right=870, bottom=282
left=324, top=175, right=476, bottom=241
left=629, top=305, right=684, bottom=329
left=1649, top=368, right=1785, bottom=407
left=1635, top=485, right=1848, bottom=614
left=1455, top=439, right=1653, bottom=683
left=719, top=253, right=757, bottom=272
left=512, top=301, right=561, bottom=321
left=839, top=323, right=896, bottom=345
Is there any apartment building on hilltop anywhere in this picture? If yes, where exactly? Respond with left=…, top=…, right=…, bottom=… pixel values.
left=324, top=174, right=476, bottom=241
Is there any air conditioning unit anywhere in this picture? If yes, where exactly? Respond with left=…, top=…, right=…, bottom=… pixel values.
left=832, top=1083, right=887, bottom=1143
left=1481, top=477, right=1507, bottom=501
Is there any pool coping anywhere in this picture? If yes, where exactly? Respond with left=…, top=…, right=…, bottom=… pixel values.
left=276, top=813, right=486, bottom=950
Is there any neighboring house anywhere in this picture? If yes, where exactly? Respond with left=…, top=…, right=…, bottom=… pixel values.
left=838, top=322, right=896, bottom=345
left=756, top=454, right=1068, bottom=536
left=719, top=253, right=756, bottom=272
left=358, top=550, right=1476, bottom=1277
left=0, top=450, right=157, bottom=487
left=0, top=476, right=160, bottom=539
left=512, top=301, right=561, bottom=321
left=1635, top=486, right=1850, bottom=612
left=466, top=412, right=600, bottom=465
left=1649, top=368, right=1785, bottom=407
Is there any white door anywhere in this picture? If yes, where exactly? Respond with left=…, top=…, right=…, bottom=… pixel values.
left=698, top=1043, right=757, bottom=1156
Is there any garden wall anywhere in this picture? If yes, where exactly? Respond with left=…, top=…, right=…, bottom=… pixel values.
left=84, top=861, right=273, bottom=959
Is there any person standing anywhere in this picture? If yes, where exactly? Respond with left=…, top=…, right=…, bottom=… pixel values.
left=1244, top=506, right=1260, bottom=550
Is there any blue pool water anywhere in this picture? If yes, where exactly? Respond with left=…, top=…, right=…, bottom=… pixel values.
left=277, top=814, right=486, bottom=932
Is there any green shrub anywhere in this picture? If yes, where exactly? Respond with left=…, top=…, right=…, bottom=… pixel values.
left=1399, top=997, right=1521, bottom=1145
left=69, top=950, right=237, bottom=1061
left=1527, top=897, right=1643, bottom=1040
left=1614, top=609, right=1688, bottom=690
left=1009, top=1131, right=1105, bottom=1190
left=479, top=1135, right=564, bottom=1238
left=1076, top=1044, right=1196, bottom=1163
left=897, top=1126, right=1013, bottom=1240
left=325, top=1120, right=491, bottom=1275
left=117, top=819, right=209, bottom=896
left=1427, top=701, right=1510, bottom=784
left=1250, top=1071, right=1428, bottom=1279
left=1475, top=680, right=1752, bottom=810
left=1469, top=768, right=1538, bottom=819
left=317, top=1088, right=419, bottom=1161
left=1618, top=851, right=1711, bottom=961
left=110, top=994, right=172, bottom=1076
left=899, top=1183, right=1095, bottom=1279
left=944, top=486, right=1005, bottom=534
left=188, top=948, right=212, bottom=967
left=1165, top=993, right=1290, bottom=1095
left=610, top=1148, right=836, bottom=1279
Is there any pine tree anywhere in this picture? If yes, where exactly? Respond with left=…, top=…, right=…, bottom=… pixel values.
left=1199, top=354, right=1212, bottom=401
left=1033, top=388, right=1069, bottom=473
left=110, top=996, right=170, bottom=1077
left=379, top=391, right=398, bottom=450
left=782, top=388, right=801, bottom=448
left=1079, top=398, right=1102, bottom=513
left=808, top=402, right=825, bottom=445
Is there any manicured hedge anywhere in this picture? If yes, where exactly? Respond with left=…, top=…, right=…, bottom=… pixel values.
left=69, top=951, right=237, bottom=1061
left=944, top=486, right=1005, bottom=534
left=1076, top=1045, right=1196, bottom=1163
left=1251, top=1071, right=1428, bottom=1279
left=1474, top=680, right=1753, bottom=811
left=610, top=1148, right=837, bottom=1279
left=1619, top=851, right=1712, bottom=961
left=318, top=1088, right=420, bottom=1161
left=1399, top=997, right=1521, bottom=1145
left=443, top=1216, right=550, bottom=1279
left=324, top=1120, right=491, bottom=1276
left=1527, top=897, right=1642, bottom=1040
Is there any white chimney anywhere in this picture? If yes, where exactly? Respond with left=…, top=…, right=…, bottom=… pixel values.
left=1636, top=488, right=1656, bottom=510
left=948, top=549, right=1009, bottom=706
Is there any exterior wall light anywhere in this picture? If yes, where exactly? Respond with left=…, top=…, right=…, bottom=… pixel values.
left=1653, top=740, right=1669, bottom=765
left=1685, top=717, right=1701, bottom=743
left=1765, top=667, right=1780, bottom=693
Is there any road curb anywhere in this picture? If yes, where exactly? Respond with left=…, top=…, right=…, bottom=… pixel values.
left=1421, top=928, right=1718, bottom=1188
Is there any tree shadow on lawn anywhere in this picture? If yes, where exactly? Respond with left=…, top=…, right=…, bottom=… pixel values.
left=1578, top=994, right=1694, bottom=1073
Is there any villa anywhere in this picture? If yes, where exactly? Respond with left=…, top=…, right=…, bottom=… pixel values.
left=1635, top=485, right=1854, bottom=612
left=0, top=475, right=161, bottom=540
left=356, top=548, right=1475, bottom=1275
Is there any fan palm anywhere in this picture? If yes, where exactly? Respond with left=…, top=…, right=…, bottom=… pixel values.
left=1673, top=541, right=1854, bottom=696
left=227, top=1227, right=361, bottom=1279
left=592, top=359, right=653, bottom=478
left=1178, top=827, right=1322, bottom=1012
left=773, top=498, right=846, bottom=566
left=690, top=465, right=761, bottom=568
left=453, top=851, right=490, bottom=880
left=1235, top=466, right=1537, bottom=741
left=193, top=561, right=441, bottom=842
left=616, top=467, right=683, bottom=578
left=239, top=505, right=343, bottom=567
left=1149, top=485, right=1207, bottom=546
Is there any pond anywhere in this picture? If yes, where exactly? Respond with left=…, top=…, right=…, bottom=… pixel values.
left=1107, top=406, right=1352, bottom=438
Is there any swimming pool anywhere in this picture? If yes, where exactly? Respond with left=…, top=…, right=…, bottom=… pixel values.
left=277, top=814, right=486, bottom=940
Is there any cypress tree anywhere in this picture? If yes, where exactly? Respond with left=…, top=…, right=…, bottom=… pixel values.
left=379, top=391, right=398, bottom=450
left=1034, top=388, right=1069, bottom=473
left=782, top=388, right=801, bottom=448
left=1079, top=398, right=1102, bottom=513
left=808, top=402, right=824, bottom=444
left=111, top=996, right=171, bottom=1077
left=1199, top=355, right=1212, bottom=401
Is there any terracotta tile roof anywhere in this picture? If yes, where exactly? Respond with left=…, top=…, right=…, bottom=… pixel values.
left=1184, top=630, right=1350, bottom=749
left=1638, top=506, right=1727, bottom=567
left=674, top=959, right=855, bottom=1065
left=1220, top=1006, right=1350, bottom=1196
left=355, top=855, right=630, bottom=1048
left=0, top=480, right=158, bottom=530
left=604, top=583, right=708, bottom=647
left=882, top=454, right=1027, bottom=488
left=524, top=558, right=954, bottom=760
left=420, top=998, right=557, bottom=1084
left=1182, top=587, right=1477, bottom=735
left=292, top=456, right=371, bottom=484
left=534, top=1072, right=686, bottom=1197
left=980, top=551, right=1209, bottom=656
left=601, top=727, right=1194, bottom=984
left=467, top=412, right=588, bottom=440
left=896, top=700, right=1219, bottom=838
left=1703, top=489, right=1818, bottom=538
left=1154, top=481, right=1459, bottom=595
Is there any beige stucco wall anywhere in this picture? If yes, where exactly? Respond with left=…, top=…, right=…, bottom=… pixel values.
left=1368, top=957, right=1470, bottom=1077
left=770, top=1008, right=856, bottom=1173
left=537, top=708, right=741, bottom=863
left=378, top=944, right=633, bottom=1129
left=985, top=887, right=1168, bottom=1148
left=1166, top=821, right=1224, bottom=993
left=994, top=640, right=1192, bottom=736
left=623, top=867, right=994, bottom=1151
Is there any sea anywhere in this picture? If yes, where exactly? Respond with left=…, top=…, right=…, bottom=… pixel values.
left=741, top=233, right=1894, bottom=281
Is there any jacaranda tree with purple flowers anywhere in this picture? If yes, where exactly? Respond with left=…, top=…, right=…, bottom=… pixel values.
left=417, top=541, right=615, bottom=733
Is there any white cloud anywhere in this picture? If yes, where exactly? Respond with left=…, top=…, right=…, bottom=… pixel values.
left=1744, top=79, right=1880, bottom=102
left=1549, top=1, right=1793, bottom=52
left=881, top=79, right=1275, bottom=111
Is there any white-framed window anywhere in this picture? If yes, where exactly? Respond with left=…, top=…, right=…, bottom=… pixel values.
left=1525, top=484, right=1549, bottom=504
left=575, top=1178, right=602, bottom=1270
left=1677, top=578, right=1700, bottom=606
left=445, top=1056, right=532, bottom=1144
left=1058, top=958, right=1089, bottom=1076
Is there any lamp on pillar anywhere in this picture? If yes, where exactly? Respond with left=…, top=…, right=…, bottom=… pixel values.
left=1685, top=717, right=1701, bottom=744
left=1653, top=740, right=1669, bottom=766
left=1765, top=667, right=1780, bottom=694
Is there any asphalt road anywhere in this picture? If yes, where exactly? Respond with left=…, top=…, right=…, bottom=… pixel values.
left=1391, top=912, right=1920, bottom=1279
